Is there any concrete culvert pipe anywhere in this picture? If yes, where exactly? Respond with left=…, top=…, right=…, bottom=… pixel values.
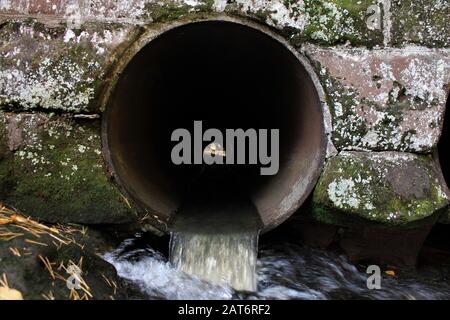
left=102, top=19, right=327, bottom=233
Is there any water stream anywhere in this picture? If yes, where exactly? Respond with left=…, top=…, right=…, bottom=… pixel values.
left=103, top=170, right=450, bottom=299
left=168, top=173, right=262, bottom=292
left=104, top=233, right=450, bottom=300
left=170, top=232, right=259, bottom=292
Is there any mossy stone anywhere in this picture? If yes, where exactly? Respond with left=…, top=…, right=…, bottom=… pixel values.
left=0, top=112, right=138, bottom=225
left=312, top=151, right=449, bottom=227
left=303, top=0, right=384, bottom=46
left=391, top=0, right=450, bottom=47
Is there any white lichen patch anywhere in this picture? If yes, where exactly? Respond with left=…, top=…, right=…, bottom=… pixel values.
left=0, top=56, right=95, bottom=112
left=212, top=0, right=228, bottom=12
left=317, top=151, right=449, bottom=225
left=77, top=144, right=87, bottom=153
left=328, top=178, right=360, bottom=209
left=2, top=112, right=103, bottom=182
left=87, top=0, right=147, bottom=22
left=304, top=44, right=450, bottom=153
left=234, top=0, right=308, bottom=30
left=327, top=160, right=375, bottom=211
left=0, top=20, right=134, bottom=113
left=400, top=57, right=447, bottom=105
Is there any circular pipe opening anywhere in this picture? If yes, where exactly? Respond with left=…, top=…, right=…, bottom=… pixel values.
left=103, top=19, right=326, bottom=232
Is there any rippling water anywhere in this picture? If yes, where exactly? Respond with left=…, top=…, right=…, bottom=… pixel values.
left=103, top=233, right=450, bottom=300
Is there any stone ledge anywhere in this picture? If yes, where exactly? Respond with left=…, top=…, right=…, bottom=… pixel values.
left=1, top=1, right=448, bottom=48
left=0, top=0, right=404, bottom=48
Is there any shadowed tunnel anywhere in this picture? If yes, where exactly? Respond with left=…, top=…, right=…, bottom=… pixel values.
left=439, top=94, right=450, bottom=188
left=103, top=20, right=326, bottom=232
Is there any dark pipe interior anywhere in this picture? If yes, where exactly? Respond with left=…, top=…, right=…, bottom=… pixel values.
left=105, top=21, right=324, bottom=230
left=439, top=94, right=450, bottom=186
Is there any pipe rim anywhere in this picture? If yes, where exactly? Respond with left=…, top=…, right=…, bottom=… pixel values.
left=100, top=15, right=330, bottom=233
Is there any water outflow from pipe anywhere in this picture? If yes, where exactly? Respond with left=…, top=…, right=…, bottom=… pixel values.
left=104, top=235, right=450, bottom=300
left=169, top=169, right=262, bottom=292
left=170, top=231, right=259, bottom=292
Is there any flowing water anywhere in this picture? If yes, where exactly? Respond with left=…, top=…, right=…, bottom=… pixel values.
left=104, top=170, right=450, bottom=299
left=104, top=233, right=450, bottom=300
left=168, top=175, right=262, bottom=292
left=170, top=232, right=259, bottom=292
left=170, top=184, right=261, bottom=291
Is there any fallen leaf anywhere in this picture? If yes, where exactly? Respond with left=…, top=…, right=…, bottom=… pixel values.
left=385, top=270, right=396, bottom=277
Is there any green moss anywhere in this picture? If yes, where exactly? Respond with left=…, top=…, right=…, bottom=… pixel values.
left=312, top=152, right=448, bottom=227
left=303, top=0, right=383, bottom=46
left=0, top=115, right=138, bottom=224
left=144, top=3, right=192, bottom=22
left=391, top=0, right=450, bottom=47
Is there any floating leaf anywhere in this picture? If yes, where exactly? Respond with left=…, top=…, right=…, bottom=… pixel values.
left=385, top=270, right=396, bottom=277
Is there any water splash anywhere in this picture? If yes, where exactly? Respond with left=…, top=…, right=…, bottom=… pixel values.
left=104, top=235, right=450, bottom=300
left=103, top=236, right=234, bottom=300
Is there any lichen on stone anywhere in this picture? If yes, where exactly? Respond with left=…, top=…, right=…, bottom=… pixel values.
left=312, top=151, right=449, bottom=227
left=391, top=0, right=450, bottom=48
left=0, top=111, right=138, bottom=225
left=0, top=19, right=136, bottom=113
left=303, top=0, right=383, bottom=46
left=305, top=45, right=450, bottom=153
left=229, top=0, right=308, bottom=30
left=314, top=65, right=368, bottom=148
left=141, top=0, right=215, bottom=22
left=223, top=0, right=384, bottom=46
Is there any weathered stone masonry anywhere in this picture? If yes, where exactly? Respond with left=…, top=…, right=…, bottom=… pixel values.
left=0, top=1, right=449, bottom=249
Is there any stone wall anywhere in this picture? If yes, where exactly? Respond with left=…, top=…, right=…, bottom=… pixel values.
left=0, top=0, right=449, bottom=234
